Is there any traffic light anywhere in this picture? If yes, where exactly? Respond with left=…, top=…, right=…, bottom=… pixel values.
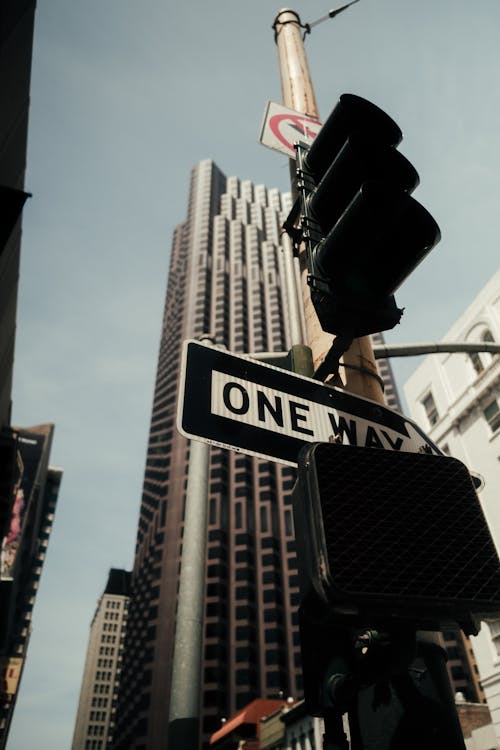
left=285, top=94, right=441, bottom=338
left=293, top=442, right=500, bottom=632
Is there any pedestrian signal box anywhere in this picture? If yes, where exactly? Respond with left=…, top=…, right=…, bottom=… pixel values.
left=293, top=443, right=500, bottom=633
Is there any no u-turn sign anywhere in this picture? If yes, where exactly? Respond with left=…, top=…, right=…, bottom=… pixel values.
left=259, top=101, right=322, bottom=159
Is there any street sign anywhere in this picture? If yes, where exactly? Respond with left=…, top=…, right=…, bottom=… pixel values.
left=177, top=340, right=442, bottom=467
left=259, top=101, right=322, bottom=159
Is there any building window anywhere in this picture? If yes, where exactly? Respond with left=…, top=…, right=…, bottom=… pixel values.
left=260, top=505, right=269, bottom=533
left=484, top=400, right=500, bottom=433
left=488, top=619, right=500, bottom=658
left=468, top=351, right=484, bottom=375
left=422, top=392, right=439, bottom=427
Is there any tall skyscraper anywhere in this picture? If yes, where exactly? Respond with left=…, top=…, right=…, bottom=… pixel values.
left=71, top=569, right=131, bottom=750
left=114, top=160, right=408, bottom=750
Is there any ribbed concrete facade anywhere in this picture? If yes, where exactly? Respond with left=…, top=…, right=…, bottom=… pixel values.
left=114, top=161, right=301, bottom=749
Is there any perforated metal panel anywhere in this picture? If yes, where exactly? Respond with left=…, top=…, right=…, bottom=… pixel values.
left=294, top=443, right=500, bottom=624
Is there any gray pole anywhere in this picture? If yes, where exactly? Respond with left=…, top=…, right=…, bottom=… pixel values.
left=372, top=342, right=500, bottom=358
left=168, top=344, right=211, bottom=747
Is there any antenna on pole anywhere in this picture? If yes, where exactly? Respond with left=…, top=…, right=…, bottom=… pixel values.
left=304, top=0, right=361, bottom=38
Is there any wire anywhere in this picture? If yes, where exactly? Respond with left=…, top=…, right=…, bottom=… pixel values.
left=272, top=2, right=361, bottom=44
left=305, top=0, right=361, bottom=38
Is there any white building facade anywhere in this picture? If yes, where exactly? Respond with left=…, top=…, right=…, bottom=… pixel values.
left=404, top=268, right=500, bottom=745
left=71, top=569, right=130, bottom=750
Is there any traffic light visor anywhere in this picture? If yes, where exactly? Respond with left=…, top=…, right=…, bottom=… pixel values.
left=314, top=181, right=441, bottom=299
left=304, top=93, right=403, bottom=182
left=308, top=133, right=420, bottom=236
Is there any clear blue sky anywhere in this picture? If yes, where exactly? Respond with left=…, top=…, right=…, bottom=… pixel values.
left=8, top=1, right=500, bottom=747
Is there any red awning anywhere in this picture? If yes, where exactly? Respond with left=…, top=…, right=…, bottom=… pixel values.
left=210, top=699, right=285, bottom=745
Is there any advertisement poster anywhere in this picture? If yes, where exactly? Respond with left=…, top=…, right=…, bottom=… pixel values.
left=0, top=656, right=23, bottom=697
left=0, top=429, right=47, bottom=581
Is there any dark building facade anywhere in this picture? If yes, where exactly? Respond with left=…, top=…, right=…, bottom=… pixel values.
left=0, top=0, right=35, bottom=432
left=113, top=159, right=480, bottom=749
left=0, top=424, right=62, bottom=748
left=0, top=0, right=36, bottom=556
left=0, top=5, right=64, bottom=745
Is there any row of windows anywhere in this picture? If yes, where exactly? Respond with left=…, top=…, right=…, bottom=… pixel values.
left=94, top=671, right=112, bottom=682
left=97, top=658, right=115, bottom=669
left=88, top=710, right=107, bottom=722
left=423, top=390, right=500, bottom=434
left=102, top=622, right=119, bottom=632
left=93, top=684, right=111, bottom=695
left=91, top=697, right=108, bottom=708
left=100, top=635, right=117, bottom=644
left=87, top=724, right=105, bottom=736
left=104, top=602, right=120, bottom=620
left=420, top=329, right=497, bottom=429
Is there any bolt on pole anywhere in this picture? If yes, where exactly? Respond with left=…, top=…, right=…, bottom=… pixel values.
left=273, top=8, right=384, bottom=404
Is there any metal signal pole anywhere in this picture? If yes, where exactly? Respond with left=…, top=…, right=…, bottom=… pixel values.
left=273, top=8, right=384, bottom=404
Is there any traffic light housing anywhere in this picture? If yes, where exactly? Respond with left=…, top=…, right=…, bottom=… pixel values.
left=285, top=94, right=441, bottom=338
left=292, top=442, right=500, bottom=633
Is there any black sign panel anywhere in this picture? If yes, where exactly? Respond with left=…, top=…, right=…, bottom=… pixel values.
left=177, top=340, right=440, bottom=466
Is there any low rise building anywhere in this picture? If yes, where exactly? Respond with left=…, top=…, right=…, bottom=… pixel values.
left=404, top=268, right=500, bottom=743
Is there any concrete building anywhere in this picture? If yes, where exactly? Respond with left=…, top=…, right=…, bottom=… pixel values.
left=113, top=160, right=303, bottom=750
left=111, top=157, right=418, bottom=750
left=72, top=569, right=131, bottom=750
left=404, top=268, right=500, bottom=743
left=372, top=330, right=402, bottom=413
left=279, top=700, right=325, bottom=750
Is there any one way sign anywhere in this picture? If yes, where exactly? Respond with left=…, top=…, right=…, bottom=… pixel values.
left=177, top=340, right=442, bottom=467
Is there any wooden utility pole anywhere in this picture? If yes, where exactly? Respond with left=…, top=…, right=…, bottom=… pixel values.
left=273, top=8, right=384, bottom=404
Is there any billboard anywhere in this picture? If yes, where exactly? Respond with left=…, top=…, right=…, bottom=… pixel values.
left=0, top=656, right=23, bottom=697
left=0, top=427, right=50, bottom=581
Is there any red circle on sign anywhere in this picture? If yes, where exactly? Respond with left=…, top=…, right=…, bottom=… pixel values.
left=269, top=113, right=321, bottom=153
